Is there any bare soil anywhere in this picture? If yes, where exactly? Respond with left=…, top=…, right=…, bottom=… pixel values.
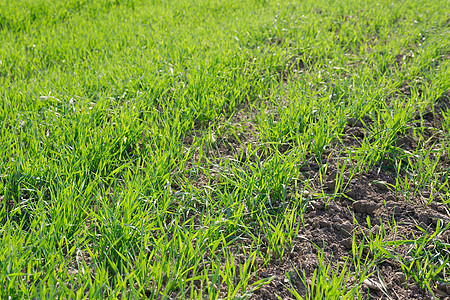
left=251, top=162, right=449, bottom=299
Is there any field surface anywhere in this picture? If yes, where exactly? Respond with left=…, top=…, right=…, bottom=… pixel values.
left=1, top=0, right=450, bottom=299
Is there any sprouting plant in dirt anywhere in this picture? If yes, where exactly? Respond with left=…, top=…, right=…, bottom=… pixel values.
left=373, top=220, right=450, bottom=298
left=216, top=245, right=272, bottom=299
left=285, top=250, right=368, bottom=300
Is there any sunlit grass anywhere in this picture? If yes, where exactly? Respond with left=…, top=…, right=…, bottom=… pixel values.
left=1, top=0, right=449, bottom=298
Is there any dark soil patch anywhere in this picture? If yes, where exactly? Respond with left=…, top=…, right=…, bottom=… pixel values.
left=250, top=162, right=449, bottom=299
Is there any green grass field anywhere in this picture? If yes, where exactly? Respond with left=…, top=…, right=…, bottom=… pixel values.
left=1, top=0, right=449, bottom=298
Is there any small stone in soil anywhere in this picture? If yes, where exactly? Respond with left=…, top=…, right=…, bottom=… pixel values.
left=370, top=225, right=380, bottom=235
left=363, top=278, right=382, bottom=291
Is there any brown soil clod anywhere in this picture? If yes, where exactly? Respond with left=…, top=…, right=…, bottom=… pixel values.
left=341, top=237, right=353, bottom=249
left=385, top=201, right=403, bottom=214
left=394, top=272, right=407, bottom=285
left=352, top=200, right=378, bottom=214
left=436, top=281, right=450, bottom=295
left=338, top=220, right=353, bottom=235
